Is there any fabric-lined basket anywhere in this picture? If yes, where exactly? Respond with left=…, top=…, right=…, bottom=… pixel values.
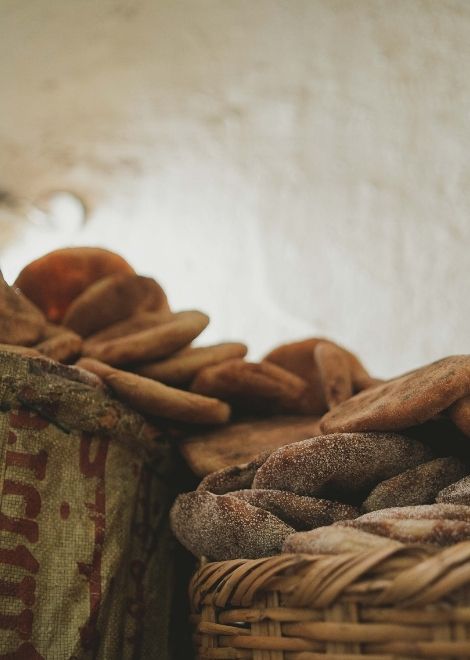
left=190, top=541, right=470, bottom=659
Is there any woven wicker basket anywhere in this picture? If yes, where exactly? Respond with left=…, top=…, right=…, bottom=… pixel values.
left=190, top=541, right=470, bottom=659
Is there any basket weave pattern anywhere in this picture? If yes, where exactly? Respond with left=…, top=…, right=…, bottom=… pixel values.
left=190, top=542, right=470, bottom=658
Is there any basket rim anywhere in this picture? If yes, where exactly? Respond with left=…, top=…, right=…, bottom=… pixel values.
left=190, top=540, right=470, bottom=612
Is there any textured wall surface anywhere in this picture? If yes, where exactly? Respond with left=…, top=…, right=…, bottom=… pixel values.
left=0, top=0, right=469, bottom=377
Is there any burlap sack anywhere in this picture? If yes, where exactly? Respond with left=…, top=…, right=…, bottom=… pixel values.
left=0, top=352, right=178, bottom=659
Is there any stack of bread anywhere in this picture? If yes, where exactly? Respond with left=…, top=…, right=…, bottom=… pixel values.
left=3, top=246, right=470, bottom=562
left=3, top=247, right=377, bottom=433
left=171, top=353, right=470, bottom=559
left=3, top=247, right=247, bottom=425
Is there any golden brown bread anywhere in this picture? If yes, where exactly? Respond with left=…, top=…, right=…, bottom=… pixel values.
left=263, top=338, right=375, bottom=415
left=191, top=358, right=309, bottom=414
left=0, top=274, right=46, bottom=346
left=104, top=367, right=230, bottom=425
left=134, top=342, right=248, bottom=385
left=85, top=310, right=174, bottom=345
left=35, top=328, right=83, bottom=363
left=14, top=247, right=134, bottom=322
left=83, top=310, right=209, bottom=365
left=321, top=356, right=470, bottom=434
left=64, top=273, right=169, bottom=337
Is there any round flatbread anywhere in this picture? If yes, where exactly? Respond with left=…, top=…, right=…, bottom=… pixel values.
left=448, top=395, right=470, bottom=437
left=336, top=517, right=470, bottom=546
left=321, top=356, right=470, bottom=434
left=63, top=273, right=169, bottom=337
left=170, top=490, right=294, bottom=560
left=263, top=338, right=375, bottom=415
left=436, top=477, right=470, bottom=505
left=75, top=357, right=116, bottom=380
left=283, top=526, right=401, bottom=555
left=85, top=311, right=173, bottom=345
left=83, top=310, right=209, bottom=366
left=190, top=358, right=309, bottom=414
left=197, top=451, right=272, bottom=494
left=35, top=329, right=82, bottom=363
left=252, top=432, right=433, bottom=499
left=181, top=414, right=322, bottom=478
left=103, top=367, right=230, bottom=425
left=231, top=489, right=358, bottom=530
left=134, top=342, right=248, bottom=385
left=352, top=503, right=470, bottom=523
left=0, top=274, right=46, bottom=346
left=314, top=341, right=353, bottom=409
left=14, top=247, right=134, bottom=322
left=362, top=457, right=468, bottom=512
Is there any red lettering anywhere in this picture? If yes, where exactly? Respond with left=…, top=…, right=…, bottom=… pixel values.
left=79, top=436, right=108, bottom=480
left=0, top=642, right=44, bottom=660
left=3, top=482, right=41, bottom=519
left=77, top=435, right=109, bottom=656
left=0, top=515, right=38, bottom=544
left=0, top=576, right=36, bottom=607
left=0, top=609, right=33, bottom=640
left=5, top=451, right=47, bottom=481
left=0, top=546, right=39, bottom=574
left=9, top=410, right=49, bottom=431
left=0, top=415, right=49, bottom=655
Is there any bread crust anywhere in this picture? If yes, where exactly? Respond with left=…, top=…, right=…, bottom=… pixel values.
left=231, top=489, right=358, bottom=530
left=135, top=342, right=248, bottom=385
left=252, top=432, right=433, bottom=499
left=170, top=490, right=294, bottom=560
left=83, top=310, right=209, bottom=365
left=191, top=358, right=309, bottom=414
left=321, top=356, right=470, bottom=434
left=362, top=457, right=468, bottom=512
left=283, top=526, right=401, bottom=555
left=64, top=273, right=169, bottom=337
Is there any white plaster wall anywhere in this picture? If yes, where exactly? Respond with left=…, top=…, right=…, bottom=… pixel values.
left=0, top=0, right=469, bottom=378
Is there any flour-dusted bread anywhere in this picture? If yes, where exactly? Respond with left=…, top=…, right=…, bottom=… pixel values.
left=437, top=476, right=470, bottom=505
left=283, top=525, right=401, bottom=555
left=197, top=452, right=272, bottom=494
left=170, top=490, right=294, bottom=560
left=336, top=517, right=470, bottom=546
left=338, top=503, right=470, bottom=544
left=448, top=395, right=470, bottom=437
left=252, top=432, right=433, bottom=500
left=362, top=457, right=468, bottom=512
left=352, top=503, right=470, bottom=523
left=230, top=489, right=358, bottom=530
